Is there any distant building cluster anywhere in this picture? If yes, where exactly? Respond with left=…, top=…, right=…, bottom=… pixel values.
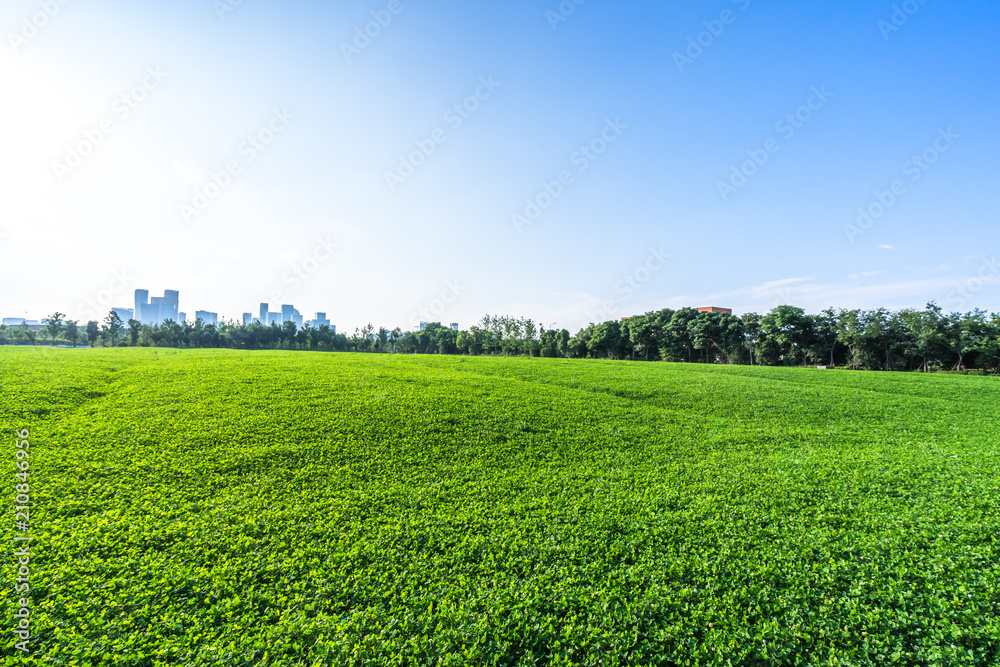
left=2, top=318, right=43, bottom=331
left=3, top=289, right=339, bottom=333
left=3, top=288, right=470, bottom=337
left=134, top=289, right=180, bottom=326
left=195, top=310, right=218, bottom=326
left=248, top=303, right=333, bottom=331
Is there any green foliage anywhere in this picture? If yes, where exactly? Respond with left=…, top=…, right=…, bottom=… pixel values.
left=16, top=303, right=1000, bottom=372
left=3, top=349, right=1000, bottom=664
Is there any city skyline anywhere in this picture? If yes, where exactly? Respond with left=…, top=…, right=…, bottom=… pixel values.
left=3, top=288, right=343, bottom=331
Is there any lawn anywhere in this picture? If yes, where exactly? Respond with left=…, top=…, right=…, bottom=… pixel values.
left=2, top=348, right=999, bottom=665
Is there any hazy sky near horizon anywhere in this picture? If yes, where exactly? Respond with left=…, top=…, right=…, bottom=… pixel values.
left=2, top=0, right=998, bottom=332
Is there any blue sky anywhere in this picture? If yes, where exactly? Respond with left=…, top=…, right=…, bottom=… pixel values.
left=2, top=0, right=998, bottom=332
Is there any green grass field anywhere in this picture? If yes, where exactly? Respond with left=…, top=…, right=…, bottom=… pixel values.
left=2, top=348, right=999, bottom=665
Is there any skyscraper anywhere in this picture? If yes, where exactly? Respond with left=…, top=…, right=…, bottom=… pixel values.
left=281, top=304, right=303, bottom=327
left=195, top=311, right=218, bottom=326
left=161, top=290, right=180, bottom=323
left=135, top=289, right=180, bottom=325
left=309, top=312, right=331, bottom=328
left=134, top=289, right=149, bottom=324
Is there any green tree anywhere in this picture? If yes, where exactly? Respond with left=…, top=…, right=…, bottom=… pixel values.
left=945, top=309, right=988, bottom=371
left=625, top=313, right=662, bottom=362
left=896, top=304, right=945, bottom=371
left=862, top=308, right=902, bottom=371
left=810, top=308, right=840, bottom=367
left=522, top=319, right=539, bottom=356
left=127, top=319, right=142, bottom=347
left=17, top=322, right=36, bottom=346
left=567, top=324, right=594, bottom=359
left=689, top=311, right=724, bottom=363
left=556, top=329, right=571, bottom=358
left=103, top=311, right=124, bottom=347
left=659, top=308, right=697, bottom=362
left=975, top=313, right=1000, bottom=374
left=357, top=323, right=375, bottom=352
left=741, top=313, right=762, bottom=365
left=761, top=306, right=814, bottom=366
left=64, top=320, right=80, bottom=348
left=86, top=321, right=100, bottom=347
left=589, top=320, right=625, bottom=359
left=833, top=309, right=866, bottom=370
left=281, top=321, right=298, bottom=349
left=44, top=311, right=65, bottom=346
left=376, top=327, right=389, bottom=352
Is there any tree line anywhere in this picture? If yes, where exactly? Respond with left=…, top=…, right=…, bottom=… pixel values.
left=4, top=304, right=1000, bottom=373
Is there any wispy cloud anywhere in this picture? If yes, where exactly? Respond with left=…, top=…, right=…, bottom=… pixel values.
left=847, top=269, right=889, bottom=279
left=711, top=274, right=974, bottom=314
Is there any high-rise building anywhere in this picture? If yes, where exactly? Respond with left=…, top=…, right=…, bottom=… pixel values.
left=308, top=312, right=331, bottom=328
left=243, top=313, right=252, bottom=325
left=134, top=289, right=149, bottom=323
left=112, top=307, right=134, bottom=322
left=256, top=302, right=310, bottom=327
left=135, top=289, right=180, bottom=325
left=450, top=323, right=459, bottom=331
left=161, top=290, right=180, bottom=323
left=280, top=304, right=304, bottom=327
left=179, top=312, right=187, bottom=324
left=195, top=311, right=218, bottom=326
